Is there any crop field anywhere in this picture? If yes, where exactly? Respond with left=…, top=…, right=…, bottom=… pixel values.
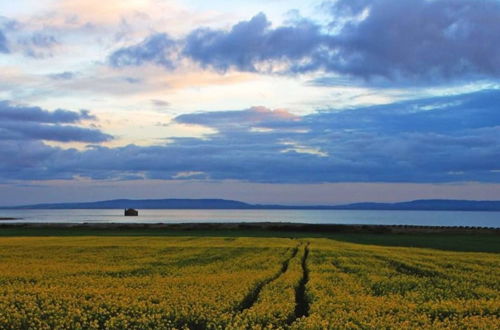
left=0, top=232, right=498, bottom=329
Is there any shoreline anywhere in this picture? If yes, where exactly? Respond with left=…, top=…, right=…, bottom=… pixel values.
left=0, top=222, right=499, bottom=234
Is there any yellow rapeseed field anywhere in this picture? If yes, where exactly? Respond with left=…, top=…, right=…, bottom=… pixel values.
left=0, top=235, right=498, bottom=329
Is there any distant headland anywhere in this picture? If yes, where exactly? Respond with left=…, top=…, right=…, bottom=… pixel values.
left=1, top=199, right=500, bottom=211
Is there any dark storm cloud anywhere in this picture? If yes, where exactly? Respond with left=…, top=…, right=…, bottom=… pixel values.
left=0, top=101, right=112, bottom=143
left=108, top=0, right=500, bottom=82
left=1, top=90, right=498, bottom=183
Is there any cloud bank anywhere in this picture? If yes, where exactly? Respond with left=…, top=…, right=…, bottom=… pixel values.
left=0, top=102, right=112, bottom=143
left=1, top=90, right=498, bottom=183
left=327, top=0, right=500, bottom=81
left=108, top=0, right=500, bottom=83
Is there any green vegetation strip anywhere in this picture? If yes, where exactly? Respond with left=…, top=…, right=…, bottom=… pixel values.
left=0, top=224, right=499, bottom=253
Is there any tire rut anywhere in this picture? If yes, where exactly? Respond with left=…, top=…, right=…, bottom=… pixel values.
left=292, top=242, right=310, bottom=322
left=236, top=244, right=300, bottom=312
left=374, top=255, right=445, bottom=278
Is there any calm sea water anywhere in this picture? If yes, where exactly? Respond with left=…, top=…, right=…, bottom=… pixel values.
left=0, top=209, right=499, bottom=228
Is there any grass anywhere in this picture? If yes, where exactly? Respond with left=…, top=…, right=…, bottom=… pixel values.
left=327, top=233, right=500, bottom=253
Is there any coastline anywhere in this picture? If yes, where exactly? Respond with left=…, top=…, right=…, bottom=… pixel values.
left=0, top=222, right=498, bottom=235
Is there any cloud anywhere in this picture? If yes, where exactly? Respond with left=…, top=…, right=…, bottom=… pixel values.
left=182, top=13, right=324, bottom=73
left=0, top=121, right=112, bottom=143
left=0, top=17, right=60, bottom=58
left=28, top=32, right=58, bottom=48
left=122, top=77, right=141, bottom=84
left=109, top=33, right=177, bottom=68
left=175, top=106, right=299, bottom=131
left=304, top=89, right=500, bottom=134
left=0, top=30, right=9, bottom=53
left=0, top=101, right=94, bottom=123
left=108, top=13, right=325, bottom=74
left=48, top=71, right=76, bottom=80
left=325, top=0, right=500, bottom=81
left=0, top=101, right=112, bottom=143
left=151, top=99, right=170, bottom=108
left=108, top=1, right=500, bottom=83
left=0, top=89, right=498, bottom=183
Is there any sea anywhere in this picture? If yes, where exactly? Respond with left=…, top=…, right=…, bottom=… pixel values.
left=0, top=209, right=499, bottom=228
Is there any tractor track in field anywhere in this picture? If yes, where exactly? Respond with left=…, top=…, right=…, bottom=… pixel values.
left=373, top=255, right=445, bottom=278
left=236, top=244, right=300, bottom=312
left=291, top=242, right=310, bottom=323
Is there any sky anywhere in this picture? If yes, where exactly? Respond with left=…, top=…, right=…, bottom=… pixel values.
left=0, top=0, right=499, bottom=206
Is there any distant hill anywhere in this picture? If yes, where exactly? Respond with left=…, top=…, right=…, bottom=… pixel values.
left=2, top=198, right=500, bottom=211
left=330, top=199, right=500, bottom=211
left=4, top=199, right=251, bottom=210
